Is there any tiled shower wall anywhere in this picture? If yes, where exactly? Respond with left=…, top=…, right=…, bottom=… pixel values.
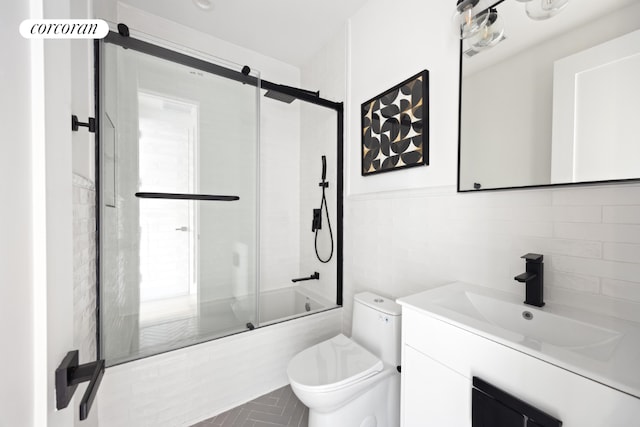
left=343, top=183, right=640, bottom=335
left=73, top=174, right=97, bottom=362
left=72, top=174, right=99, bottom=426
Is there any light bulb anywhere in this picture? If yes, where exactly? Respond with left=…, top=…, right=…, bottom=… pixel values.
left=455, top=0, right=490, bottom=39
left=463, top=6, right=474, bottom=27
left=469, top=8, right=505, bottom=51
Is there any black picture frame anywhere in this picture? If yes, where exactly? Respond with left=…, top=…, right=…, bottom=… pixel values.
left=361, top=70, right=429, bottom=176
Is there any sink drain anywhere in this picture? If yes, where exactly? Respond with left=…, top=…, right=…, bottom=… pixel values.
left=522, top=311, right=534, bottom=320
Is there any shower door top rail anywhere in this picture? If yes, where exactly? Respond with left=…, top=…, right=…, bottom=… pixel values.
left=135, top=192, right=240, bottom=201
left=103, top=28, right=343, bottom=111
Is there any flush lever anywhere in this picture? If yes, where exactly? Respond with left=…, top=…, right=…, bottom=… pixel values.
left=175, top=226, right=188, bottom=231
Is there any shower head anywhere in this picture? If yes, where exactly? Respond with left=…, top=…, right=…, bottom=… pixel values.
left=262, top=83, right=320, bottom=104
left=264, top=89, right=297, bottom=104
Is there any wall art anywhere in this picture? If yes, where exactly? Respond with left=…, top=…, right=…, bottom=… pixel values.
left=361, top=70, right=429, bottom=175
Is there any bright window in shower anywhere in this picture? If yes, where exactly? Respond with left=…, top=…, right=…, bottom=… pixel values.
left=137, top=92, right=199, bottom=324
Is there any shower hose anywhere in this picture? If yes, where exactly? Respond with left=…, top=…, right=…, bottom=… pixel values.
left=315, top=172, right=334, bottom=264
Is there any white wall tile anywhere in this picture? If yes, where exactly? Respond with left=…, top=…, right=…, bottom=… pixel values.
left=548, top=254, right=640, bottom=283
left=552, top=205, right=602, bottom=223
left=545, top=270, right=601, bottom=294
left=603, top=242, right=640, bottom=263
left=553, top=222, right=640, bottom=244
left=341, top=185, right=640, bottom=329
left=601, top=279, right=640, bottom=303
left=547, top=238, right=603, bottom=258
left=72, top=174, right=97, bottom=364
left=551, top=185, right=640, bottom=206
left=603, top=205, right=640, bottom=224
left=98, top=309, right=342, bottom=427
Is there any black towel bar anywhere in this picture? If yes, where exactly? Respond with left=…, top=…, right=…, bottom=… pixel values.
left=135, top=192, right=239, bottom=201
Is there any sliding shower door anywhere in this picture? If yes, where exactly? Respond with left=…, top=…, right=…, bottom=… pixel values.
left=99, top=36, right=259, bottom=365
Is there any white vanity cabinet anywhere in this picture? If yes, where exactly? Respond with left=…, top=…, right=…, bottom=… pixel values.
left=402, top=344, right=470, bottom=426
left=400, top=306, right=640, bottom=427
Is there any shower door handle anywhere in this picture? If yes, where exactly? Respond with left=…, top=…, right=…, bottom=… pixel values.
left=175, top=226, right=189, bottom=231
left=55, top=350, right=105, bottom=421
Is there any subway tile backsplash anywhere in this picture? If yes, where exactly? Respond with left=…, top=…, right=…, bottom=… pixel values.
left=343, top=183, right=640, bottom=334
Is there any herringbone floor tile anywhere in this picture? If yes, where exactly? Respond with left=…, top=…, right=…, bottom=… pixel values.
left=192, top=385, right=308, bottom=427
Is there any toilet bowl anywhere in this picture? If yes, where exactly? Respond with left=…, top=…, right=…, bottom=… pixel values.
left=287, top=292, right=402, bottom=427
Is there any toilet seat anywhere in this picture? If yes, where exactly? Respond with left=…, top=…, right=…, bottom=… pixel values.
left=287, top=334, right=383, bottom=393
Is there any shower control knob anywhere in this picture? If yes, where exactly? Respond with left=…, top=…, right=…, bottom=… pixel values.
left=175, top=226, right=189, bottom=231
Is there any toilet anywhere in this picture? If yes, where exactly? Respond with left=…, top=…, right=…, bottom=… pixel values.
left=287, top=292, right=402, bottom=427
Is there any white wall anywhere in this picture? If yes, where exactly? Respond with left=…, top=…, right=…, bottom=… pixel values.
left=6, top=0, right=81, bottom=425
left=4, top=0, right=98, bottom=425
left=43, top=0, right=77, bottom=423
left=300, top=0, right=640, bottom=337
left=70, top=0, right=96, bottom=180
left=347, top=0, right=460, bottom=195
left=0, top=2, right=36, bottom=425
left=297, top=27, right=347, bottom=303
left=260, top=98, right=301, bottom=292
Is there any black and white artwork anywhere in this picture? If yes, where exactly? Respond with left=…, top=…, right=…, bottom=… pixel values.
left=361, top=70, right=429, bottom=175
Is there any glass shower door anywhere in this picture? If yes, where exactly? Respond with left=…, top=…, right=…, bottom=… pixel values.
left=99, top=37, right=259, bottom=365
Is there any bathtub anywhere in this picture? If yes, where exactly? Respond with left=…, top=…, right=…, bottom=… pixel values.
left=134, top=287, right=336, bottom=363
left=100, top=293, right=342, bottom=427
left=259, top=287, right=334, bottom=325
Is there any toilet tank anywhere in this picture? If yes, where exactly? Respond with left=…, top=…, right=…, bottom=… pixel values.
left=351, top=292, right=402, bottom=366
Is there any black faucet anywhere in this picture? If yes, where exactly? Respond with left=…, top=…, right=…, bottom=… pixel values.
left=514, top=253, right=544, bottom=307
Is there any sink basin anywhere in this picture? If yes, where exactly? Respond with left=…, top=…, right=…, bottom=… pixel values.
left=439, top=291, right=621, bottom=350
left=397, top=281, right=640, bottom=400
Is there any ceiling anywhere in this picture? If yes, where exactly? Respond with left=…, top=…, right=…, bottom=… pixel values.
left=116, top=0, right=371, bottom=67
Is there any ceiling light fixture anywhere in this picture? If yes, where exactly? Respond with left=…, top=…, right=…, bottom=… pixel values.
left=455, top=0, right=490, bottom=39
left=456, top=0, right=569, bottom=54
left=518, top=0, right=569, bottom=20
left=193, top=0, right=213, bottom=11
left=468, top=8, right=505, bottom=52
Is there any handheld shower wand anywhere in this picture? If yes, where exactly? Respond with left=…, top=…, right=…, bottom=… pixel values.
left=313, top=155, right=333, bottom=263
left=321, top=155, right=327, bottom=182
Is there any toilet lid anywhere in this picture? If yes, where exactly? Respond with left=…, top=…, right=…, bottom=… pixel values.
left=287, top=334, right=383, bottom=393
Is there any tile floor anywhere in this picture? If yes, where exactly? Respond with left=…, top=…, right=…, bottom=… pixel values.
left=192, top=385, right=308, bottom=427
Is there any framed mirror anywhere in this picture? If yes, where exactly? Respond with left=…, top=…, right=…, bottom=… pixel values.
left=457, top=0, right=640, bottom=192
